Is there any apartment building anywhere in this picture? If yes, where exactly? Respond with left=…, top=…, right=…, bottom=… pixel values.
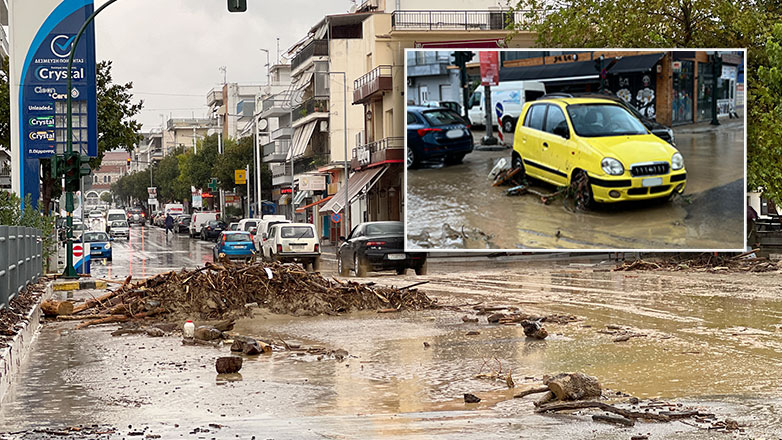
left=207, top=83, right=264, bottom=141
left=162, top=118, right=214, bottom=155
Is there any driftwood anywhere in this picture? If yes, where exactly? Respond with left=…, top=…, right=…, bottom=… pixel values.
left=56, top=314, right=113, bottom=321
left=41, top=300, right=74, bottom=317
left=536, top=400, right=672, bottom=422
left=592, top=414, right=635, bottom=426
left=75, top=307, right=165, bottom=330
left=72, top=291, right=117, bottom=314
left=513, top=386, right=549, bottom=399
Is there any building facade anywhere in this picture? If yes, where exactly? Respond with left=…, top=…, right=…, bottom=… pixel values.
left=85, top=150, right=130, bottom=207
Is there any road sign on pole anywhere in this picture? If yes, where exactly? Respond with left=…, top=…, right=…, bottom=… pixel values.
left=331, top=212, right=342, bottom=223
left=235, top=169, right=247, bottom=185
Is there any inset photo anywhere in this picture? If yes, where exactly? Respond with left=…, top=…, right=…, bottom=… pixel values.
left=405, top=49, right=746, bottom=251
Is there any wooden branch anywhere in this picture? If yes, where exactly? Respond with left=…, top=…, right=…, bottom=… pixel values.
left=41, top=300, right=74, bottom=317
left=536, top=400, right=671, bottom=422
left=72, top=291, right=119, bottom=314
left=75, top=315, right=129, bottom=330
left=513, top=386, right=550, bottom=398
left=56, top=314, right=113, bottom=321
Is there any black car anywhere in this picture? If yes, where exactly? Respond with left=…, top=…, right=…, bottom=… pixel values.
left=174, top=215, right=191, bottom=233
left=337, top=221, right=427, bottom=277
left=200, top=220, right=226, bottom=241
left=127, top=207, right=146, bottom=226
left=540, top=92, right=675, bottom=145
left=406, top=106, right=474, bottom=168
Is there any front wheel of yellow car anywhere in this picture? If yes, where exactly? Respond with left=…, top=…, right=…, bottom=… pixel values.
left=571, top=170, right=594, bottom=210
left=511, top=152, right=526, bottom=179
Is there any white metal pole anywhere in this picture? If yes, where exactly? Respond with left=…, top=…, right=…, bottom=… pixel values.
left=246, top=164, right=250, bottom=217
left=254, top=117, right=261, bottom=216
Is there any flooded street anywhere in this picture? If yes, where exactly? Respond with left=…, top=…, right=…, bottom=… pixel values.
left=0, top=225, right=780, bottom=439
left=406, top=121, right=745, bottom=250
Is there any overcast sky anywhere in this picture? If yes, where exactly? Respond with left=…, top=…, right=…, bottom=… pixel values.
left=94, top=0, right=352, bottom=130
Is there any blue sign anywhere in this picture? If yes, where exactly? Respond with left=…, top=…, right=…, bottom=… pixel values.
left=330, top=212, right=342, bottom=223
left=19, top=0, right=98, bottom=207
left=495, top=102, right=504, bottom=120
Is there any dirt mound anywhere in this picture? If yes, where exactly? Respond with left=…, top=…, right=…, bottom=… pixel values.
left=77, top=262, right=437, bottom=323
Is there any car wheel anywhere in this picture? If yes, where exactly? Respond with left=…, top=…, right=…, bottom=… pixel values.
left=414, top=261, right=427, bottom=276
left=406, top=147, right=419, bottom=169
left=396, top=267, right=406, bottom=275
left=571, top=169, right=594, bottom=210
left=502, top=117, right=516, bottom=133
left=354, top=253, right=368, bottom=277
left=337, top=253, right=349, bottom=276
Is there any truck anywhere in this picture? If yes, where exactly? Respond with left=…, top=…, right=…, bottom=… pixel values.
left=467, top=81, right=547, bottom=133
left=164, top=203, right=184, bottom=217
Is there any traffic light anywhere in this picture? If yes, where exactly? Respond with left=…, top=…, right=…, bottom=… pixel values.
left=79, top=155, right=92, bottom=178
left=227, top=0, right=246, bottom=12
left=451, top=51, right=475, bottom=68
left=127, top=157, right=131, bottom=167
left=64, top=153, right=79, bottom=192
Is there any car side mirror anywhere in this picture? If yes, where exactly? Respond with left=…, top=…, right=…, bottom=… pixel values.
left=553, top=124, right=570, bottom=139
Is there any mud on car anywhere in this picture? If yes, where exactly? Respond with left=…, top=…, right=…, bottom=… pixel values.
left=512, top=96, right=686, bottom=208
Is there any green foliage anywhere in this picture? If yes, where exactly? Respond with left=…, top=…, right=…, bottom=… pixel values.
left=100, top=192, right=112, bottom=203
left=0, top=192, right=56, bottom=272
left=0, top=57, right=10, bottom=153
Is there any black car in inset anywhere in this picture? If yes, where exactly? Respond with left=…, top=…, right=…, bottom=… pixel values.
left=337, top=221, right=427, bottom=277
left=406, top=106, right=474, bottom=168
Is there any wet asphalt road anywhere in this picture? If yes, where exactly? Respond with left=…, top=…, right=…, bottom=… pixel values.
left=406, top=120, right=745, bottom=250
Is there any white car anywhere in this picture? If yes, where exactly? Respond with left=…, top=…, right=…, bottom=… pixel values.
left=108, top=220, right=130, bottom=239
left=264, top=223, right=320, bottom=271
left=190, top=212, right=220, bottom=237
left=255, top=216, right=291, bottom=259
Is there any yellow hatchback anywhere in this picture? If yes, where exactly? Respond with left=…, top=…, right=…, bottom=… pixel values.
left=512, top=97, right=686, bottom=206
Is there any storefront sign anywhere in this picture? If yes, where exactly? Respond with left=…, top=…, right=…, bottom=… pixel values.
left=299, top=175, right=326, bottom=191
left=479, top=51, right=500, bottom=86
left=672, top=61, right=682, bottom=72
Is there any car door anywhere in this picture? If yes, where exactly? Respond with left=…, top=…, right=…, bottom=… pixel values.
left=517, top=103, right=547, bottom=175
left=406, top=111, right=424, bottom=154
left=539, top=103, right=573, bottom=186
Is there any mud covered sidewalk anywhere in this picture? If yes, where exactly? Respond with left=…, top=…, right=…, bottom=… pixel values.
left=0, top=260, right=781, bottom=439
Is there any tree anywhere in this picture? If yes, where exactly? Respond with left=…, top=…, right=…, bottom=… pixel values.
left=511, top=0, right=781, bottom=198
left=100, top=192, right=112, bottom=204
left=0, top=57, right=10, bottom=153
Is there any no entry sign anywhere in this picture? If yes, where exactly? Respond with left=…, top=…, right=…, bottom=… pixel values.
left=72, top=243, right=83, bottom=258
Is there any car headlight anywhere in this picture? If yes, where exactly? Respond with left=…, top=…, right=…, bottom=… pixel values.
left=601, top=157, right=624, bottom=176
left=672, top=152, right=684, bottom=170
left=105, top=243, right=111, bottom=249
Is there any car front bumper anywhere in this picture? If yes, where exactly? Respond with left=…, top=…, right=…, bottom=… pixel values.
left=589, top=171, right=687, bottom=203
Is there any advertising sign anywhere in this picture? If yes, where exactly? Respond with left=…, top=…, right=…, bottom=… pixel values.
left=10, top=0, right=98, bottom=207
left=479, top=51, right=499, bottom=86
left=299, top=175, right=326, bottom=191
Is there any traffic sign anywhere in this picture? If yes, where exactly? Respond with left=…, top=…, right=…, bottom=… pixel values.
left=234, top=169, right=247, bottom=185
left=495, top=102, right=504, bottom=120
left=73, top=244, right=83, bottom=258
left=330, top=212, right=342, bottom=223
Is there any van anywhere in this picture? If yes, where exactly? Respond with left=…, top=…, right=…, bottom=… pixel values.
left=190, top=211, right=220, bottom=238
left=255, top=215, right=291, bottom=258
left=237, top=218, right=263, bottom=235
left=467, top=81, right=547, bottom=132
left=164, top=203, right=184, bottom=217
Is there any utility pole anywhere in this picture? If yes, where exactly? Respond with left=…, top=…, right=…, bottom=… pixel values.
left=710, top=53, right=721, bottom=126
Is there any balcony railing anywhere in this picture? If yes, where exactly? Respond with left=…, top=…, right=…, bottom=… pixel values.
left=271, top=126, right=293, bottom=140
left=263, top=140, right=291, bottom=163
left=351, top=137, right=404, bottom=169
left=291, top=39, right=329, bottom=72
left=353, top=65, right=393, bottom=104
left=292, top=98, right=329, bottom=123
left=390, top=10, right=547, bottom=31
left=262, top=96, right=290, bottom=112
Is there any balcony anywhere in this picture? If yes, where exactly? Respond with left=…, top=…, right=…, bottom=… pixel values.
left=353, top=65, right=393, bottom=104
left=206, top=88, right=223, bottom=107
left=391, top=10, right=518, bottom=31
left=271, top=163, right=292, bottom=186
left=351, top=137, right=404, bottom=170
left=261, top=96, right=290, bottom=118
left=407, top=63, right=448, bottom=77
left=292, top=98, right=329, bottom=125
left=291, top=39, right=329, bottom=74
left=271, top=126, right=293, bottom=140
left=263, top=140, right=290, bottom=163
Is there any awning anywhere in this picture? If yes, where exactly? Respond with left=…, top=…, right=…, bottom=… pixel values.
left=286, top=121, right=317, bottom=160
left=292, top=190, right=312, bottom=206
left=609, top=53, right=665, bottom=74
left=320, top=166, right=388, bottom=213
left=292, top=71, right=314, bottom=93
left=500, top=59, right=603, bottom=82
left=296, top=195, right=333, bottom=213
left=278, top=194, right=291, bottom=205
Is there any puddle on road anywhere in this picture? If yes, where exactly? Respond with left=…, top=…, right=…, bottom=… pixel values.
left=407, top=128, right=744, bottom=250
left=1, top=269, right=780, bottom=438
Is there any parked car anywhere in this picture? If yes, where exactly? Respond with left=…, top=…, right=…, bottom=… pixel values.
left=337, top=221, right=426, bottom=277
left=512, top=96, right=687, bottom=208
left=255, top=216, right=291, bottom=258
left=108, top=220, right=129, bottom=240
left=422, top=100, right=463, bottom=115
left=238, top=218, right=263, bottom=235
left=213, top=231, right=256, bottom=262
left=80, top=231, right=113, bottom=261
left=153, top=212, right=167, bottom=227
left=263, top=223, right=320, bottom=271
left=227, top=222, right=240, bottom=231
left=126, top=207, right=146, bottom=226
left=174, top=215, right=191, bottom=233
left=200, top=220, right=226, bottom=241
left=406, top=106, right=474, bottom=168
left=190, top=212, right=220, bottom=237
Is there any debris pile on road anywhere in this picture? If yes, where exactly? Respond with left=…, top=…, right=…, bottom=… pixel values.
left=62, top=262, right=437, bottom=327
left=0, top=280, right=46, bottom=348
left=614, top=252, right=779, bottom=273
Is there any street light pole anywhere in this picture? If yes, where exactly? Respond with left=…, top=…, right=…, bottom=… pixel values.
left=259, top=48, right=271, bottom=87
left=328, top=71, right=350, bottom=235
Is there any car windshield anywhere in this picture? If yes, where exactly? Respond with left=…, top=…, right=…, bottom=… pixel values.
left=107, top=213, right=125, bottom=221
left=365, top=222, right=403, bottom=236
left=566, top=104, right=647, bottom=137
left=225, top=233, right=252, bottom=242
left=111, top=221, right=128, bottom=227
left=422, top=109, right=464, bottom=126
left=280, top=226, right=314, bottom=238
left=83, top=232, right=109, bottom=242
left=243, top=221, right=257, bottom=230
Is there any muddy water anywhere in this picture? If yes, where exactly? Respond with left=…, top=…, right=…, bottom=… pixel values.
left=407, top=124, right=745, bottom=250
left=2, top=266, right=778, bottom=438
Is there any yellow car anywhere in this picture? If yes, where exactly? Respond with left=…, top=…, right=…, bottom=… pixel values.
left=512, top=97, right=686, bottom=207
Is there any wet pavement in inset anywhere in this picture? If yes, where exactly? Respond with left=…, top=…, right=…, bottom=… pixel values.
left=406, top=122, right=745, bottom=250
left=1, top=229, right=780, bottom=438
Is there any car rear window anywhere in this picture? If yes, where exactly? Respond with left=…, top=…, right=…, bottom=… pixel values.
left=422, top=109, right=464, bottom=126
left=365, top=223, right=403, bottom=236
left=243, top=221, right=257, bottom=230
left=524, top=104, right=546, bottom=130
left=407, top=112, right=418, bottom=124
left=280, top=226, right=314, bottom=238
left=225, top=233, right=251, bottom=242
left=107, top=214, right=125, bottom=221
left=111, top=221, right=128, bottom=227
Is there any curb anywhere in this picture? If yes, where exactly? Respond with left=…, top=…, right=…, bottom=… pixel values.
left=0, top=280, right=53, bottom=404
left=52, top=279, right=107, bottom=292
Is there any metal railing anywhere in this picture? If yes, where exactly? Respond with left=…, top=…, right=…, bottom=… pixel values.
left=352, top=136, right=404, bottom=160
left=292, top=98, right=329, bottom=123
left=0, top=226, right=43, bottom=309
left=291, top=39, right=329, bottom=72
left=354, top=65, right=392, bottom=91
left=390, top=10, right=547, bottom=31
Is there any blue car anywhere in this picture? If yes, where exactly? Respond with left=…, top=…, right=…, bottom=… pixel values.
left=81, top=231, right=113, bottom=261
left=406, top=106, right=474, bottom=168
left=213, top=231, right=256, bottom=262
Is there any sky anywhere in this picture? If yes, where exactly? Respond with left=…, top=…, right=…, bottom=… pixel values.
left=94, top=0, right=352, bottom=130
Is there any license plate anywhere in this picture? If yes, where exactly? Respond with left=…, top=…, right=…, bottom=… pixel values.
left=642, top=177, right=663, bottom=187
left=445, top=129, right=464, bottom=139
left=91, top=251, right=101, bottom=255
left=232, top=245, right=245, bottom=249
left=290, top=243, right=305, bottom=247
left=387, top=253, right=406, bottom=261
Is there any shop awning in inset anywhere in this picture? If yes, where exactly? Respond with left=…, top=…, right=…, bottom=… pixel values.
left=609, top=53, right=665, bottom=75
left=320, top=166, right=388, bottom=214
